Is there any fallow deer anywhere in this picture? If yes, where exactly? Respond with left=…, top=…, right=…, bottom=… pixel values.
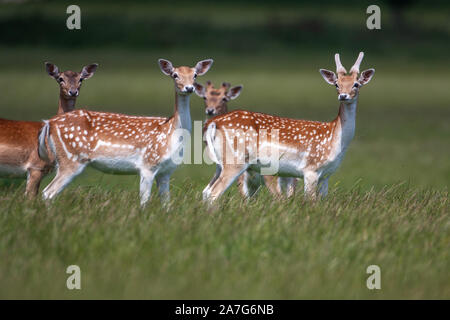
left=0, top=62, right=97, bottom=197
left=38, top=59, right=213, bottom=206
left=194, top=81, right=296, bottom=199
left=202, top=52, right=374, bottom=203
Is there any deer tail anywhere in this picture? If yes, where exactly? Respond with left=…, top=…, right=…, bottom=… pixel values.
left=205, top=122, right=221, bottom=165
left=38, top=120, right=52, bottom=162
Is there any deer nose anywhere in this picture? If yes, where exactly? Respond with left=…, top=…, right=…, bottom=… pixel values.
left=206, top=109, right=215, bottom=116
left=69, top=90, right=78, bottom=97
left=338, top=94, right=349, bottom=101
left=185, top=86, right=194, bottom=93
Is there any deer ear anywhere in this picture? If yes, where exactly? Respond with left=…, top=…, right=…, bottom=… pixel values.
left=45, top=62, right=59, bottom=79
left=158, top=59, right=174, bottom=76
left=195, top=59, right=213, bottom=76
left=226, top=85, right=243, bottom=100
left=358, top=69, right=375, bottom=86
left=194, top=82, right=205, bottom=97
left=319, top=69, right=337, bottom=85
left=81, top=63, right=98, bottom=80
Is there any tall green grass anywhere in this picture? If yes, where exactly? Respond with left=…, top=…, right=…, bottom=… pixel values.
left=0, top=183, right=448, bottom=299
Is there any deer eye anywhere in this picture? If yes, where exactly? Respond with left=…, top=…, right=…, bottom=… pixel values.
left=335, top=83, right=339, bottom=88
left=58, top=77, right=64, bottom=83
left=79, top=78, right=83, bottom=83
left=193, top=73, right=197, bottom=79
left=353, top=82, right=360, bottom=88
left=172, top=73, right=179, bottom=79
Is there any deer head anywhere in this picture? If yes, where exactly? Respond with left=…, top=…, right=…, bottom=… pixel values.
left=319, top=52, right=375, bottom=102
left=45, top=62, right=98, bottom=99
left=158, top=59, right=213, bottom=95
left=194, top=81, right=243, bottom=117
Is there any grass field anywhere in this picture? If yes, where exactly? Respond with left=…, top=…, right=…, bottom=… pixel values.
left=0, top=1, right=449, bottom=299
left=1, top=183, right=448, bottom=299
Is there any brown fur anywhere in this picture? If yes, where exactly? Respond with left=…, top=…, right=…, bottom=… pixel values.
left=203, top=52, right=374, bottom=202
left=204, top=110, right=339, bottom=171
left=0, top=63, right=97, bottom=197
left=336, top=74, right=359, bottom=99
left=0, top=119, right=51, bottom=195
left=40, top=59, right=213, bottom=205
left=203, top=109, right=340, bottom=201
left=198, top=81, right=296, bottom=198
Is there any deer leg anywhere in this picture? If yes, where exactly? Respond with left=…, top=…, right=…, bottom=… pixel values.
left=25, top=169, right=45, bottom=199
left=263, top=176, right=282, bottom=197
left=139, top=169, right=156, bottom=207
left=202, top=165, right=222, bottom=200
left=303, top=171, right=319, bottom=201
left=282, top=177, right=297, bottom=198
left=318, top=177, right=329, bottom=199
left=263, top=176, right=296, bottom=199
left=238, top=171, right=262, bottom=198
left=42, top=163, right=86, bottom=200
left=156, top=172, right=171, bottom=203
left=237, top=173, right=249, bottom=198
left=206, top=164, right=249, bottom=203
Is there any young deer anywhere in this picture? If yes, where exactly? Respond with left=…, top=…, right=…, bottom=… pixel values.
left=38, top=59, right=213, bottom=206
left=202, top=52, right=374, bottom=202
left=0, top=62, right=97, bottom=197
left=194, top=81, right=296, bottom=199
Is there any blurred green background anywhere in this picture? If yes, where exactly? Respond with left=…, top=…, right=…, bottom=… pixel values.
left=0, top=0, right=449, bottom=299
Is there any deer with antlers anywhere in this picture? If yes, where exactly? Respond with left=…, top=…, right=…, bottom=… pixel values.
left=202, top=52, right=374, bottom=203
left=0, top=62, right=97, bottom=197
left=194, top=80, right=296, bottom=199
left=38, top=59, right=213, bottom=206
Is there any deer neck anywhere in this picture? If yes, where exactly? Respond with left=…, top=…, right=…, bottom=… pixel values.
left=57, top=95, right=76, bottom=115
left=221, top=102, right=229, bottom=115
left=173, top=93, right=192, bottom=132
left=212, top=103, right=228, bottom=118
left=337, top=99, right=357, bottom=151
left=206, top=103, right=228, bottom=120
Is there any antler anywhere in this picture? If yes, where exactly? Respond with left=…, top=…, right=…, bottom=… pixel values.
left=349, top=52, right=364, bottom=75
left=335, top=53, right=347, bottom=75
